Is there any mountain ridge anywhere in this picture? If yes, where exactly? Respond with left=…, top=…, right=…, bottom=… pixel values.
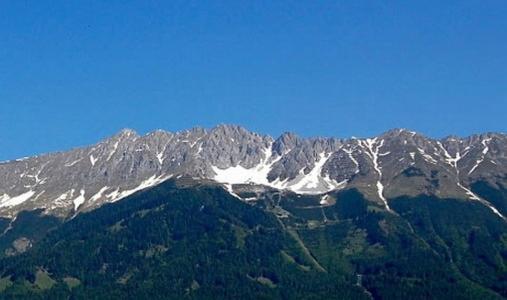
left=0, top=125, right=506, bottom=220
left=5, top=125, right=505, bottom=162
left=2, top=125, right=504, bottom=164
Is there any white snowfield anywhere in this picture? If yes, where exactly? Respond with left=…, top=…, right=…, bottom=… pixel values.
left=212, top=146, right=346, bottom=195
left=0, top=191, right=36, bottom=208
left=212, top=146, right=280, bottom=189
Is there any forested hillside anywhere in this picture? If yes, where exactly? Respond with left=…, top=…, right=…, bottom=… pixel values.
left=0, top=179, right=505, bottom=299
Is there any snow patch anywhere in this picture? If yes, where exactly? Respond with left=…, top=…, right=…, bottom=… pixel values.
left=107, top=141, right=119, bottom=161
left=106, top=188, right=120, bottom=200
left=437, top=142, right=469, bottom=169
left=25, top=163, right=48, bottom=186
left=90, top=155, right=98, bottom=166
left=417, top=148, right=438, bottom=164
left=223, top=183, right=242, bottom=200
left=437, top=141, right=504, bottom=220
left=72, top=189, right=86, bottom=211
left=0, top=191, right=35, bottom=208
left=243, top=197, right=258, bottom=201
left=212, top=148, right=345, bottom=195
left=156, top=152, right=165, bottom=164
left=457, top=182, right=505, bottom=220
left=283, top=153, right=345, bottom=194
left=65, top=158, right=82, bottom=167
left=33, top=190, right=45, bottom=201
left=107, top=174, right=172, bottom=203
left=343, top=148, right=360, bottom=174
left=468, top=138, right=491, bottom=175
left=59, top=190, right=72, bottom=200
left=90, top=186, right=109, bottom=202
left=320, top=194, right=332, bottom=205
left=49, top=190, right=73, bottom=210
left=0, top=194, right=10, bottom=203
left=409, top=152, right=416, bottom=160
left=212, top=146, right=279, bottom=187
left=156, top=139, right=173, bottom=164
left=359, top=138, right=391, bottom=211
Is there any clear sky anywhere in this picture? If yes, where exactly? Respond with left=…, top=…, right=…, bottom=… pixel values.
left=1, top=1, right=506, bottom=161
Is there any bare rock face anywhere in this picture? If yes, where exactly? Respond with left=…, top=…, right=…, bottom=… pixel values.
left=0, top=125, right=506, bottom=220
left=5, top=237, right=32, bottom=256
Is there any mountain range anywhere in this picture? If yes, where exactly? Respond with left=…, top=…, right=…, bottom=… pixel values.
left=1, top=125, right=506, bottom=219
left=0, top=125, right=506, bottom=299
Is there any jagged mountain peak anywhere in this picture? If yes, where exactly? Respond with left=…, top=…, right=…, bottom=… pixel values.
left=111, top=128, right=140, bottom=140
left=378, top=128, right=426, bottom=141
left=273, top=132, right=301, bottom=155
left=175, top=126, right=208, bottom=136
left=211, top=124, right=252, bottom=136
left=146, top=128, right=173, bottom=136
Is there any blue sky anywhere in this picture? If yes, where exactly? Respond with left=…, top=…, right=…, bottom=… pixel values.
left=1, top=1, right=506, bottom=161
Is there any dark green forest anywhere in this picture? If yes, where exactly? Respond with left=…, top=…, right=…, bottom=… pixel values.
left=0, top=179, right=505, bottom=299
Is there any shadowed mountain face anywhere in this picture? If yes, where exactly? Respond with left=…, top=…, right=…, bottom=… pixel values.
left=0, top=125, right=506, bottom=221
